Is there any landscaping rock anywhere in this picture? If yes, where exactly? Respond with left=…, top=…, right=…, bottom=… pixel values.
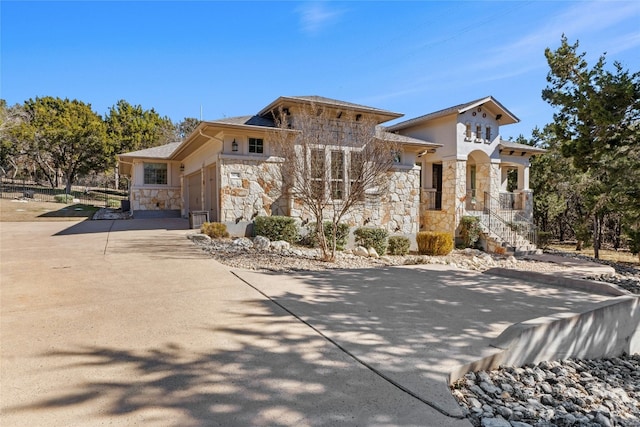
left=368, top=247, right=379, bottom=258
left=232, top=237, right=253, bottom=248
left=452, top=354, right=640, bottom=427
left=270, top=240, right=290, bottom=251
left=253, top=235, right=270, bottom=251
left=189, top=233, right=211, bottom=243
left=353, top=246, right=369, bottom=257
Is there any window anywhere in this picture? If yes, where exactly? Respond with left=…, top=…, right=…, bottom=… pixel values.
left=476, top=125, right=482, bottom=141
left=143, top=163, right=167, bottom=185
left=330, top=151, right=345, bottom=199
left=350, top=151, right=365, bottom=200
left=465, top=123, right=472, bottom=139
left=249, top=138, right=264, bottom=154
left=310, top=149, right=325, bottom=198
left=392, top=150, right=402, bottom=163
left=485, top=126, right=492, bottom=141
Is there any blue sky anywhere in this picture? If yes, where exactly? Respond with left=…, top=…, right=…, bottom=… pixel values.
left=2, top=1, right=639, bottom=140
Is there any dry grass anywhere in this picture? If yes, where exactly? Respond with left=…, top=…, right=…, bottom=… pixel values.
left=0, top=198, right=99, bottom=222
left=549, top=243, right=639, bottom=267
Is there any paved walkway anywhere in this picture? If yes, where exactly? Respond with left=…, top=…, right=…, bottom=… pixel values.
left=0, top=219, right=614, bottom=426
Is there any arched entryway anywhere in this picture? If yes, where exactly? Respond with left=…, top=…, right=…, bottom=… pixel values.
left=466, top=150, right=491, bottom=211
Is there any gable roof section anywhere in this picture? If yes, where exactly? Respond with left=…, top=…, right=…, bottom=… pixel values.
left=498, top=140, right=546, bottom=156
left=119, top=141, right=182, bottom=160
left=258, top=95, right=403, bottom=123
left=376, top=127, right=441, bottom=152
left=387, top=96, right=519, bottom=131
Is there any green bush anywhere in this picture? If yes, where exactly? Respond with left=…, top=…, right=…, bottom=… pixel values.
left=459, top=216, right=482, bottom=248
left=387, top=236, right=410, bottom=255
left=310, top=221, right=350, bottom=251
left=253, top=216, right=298, bottom=243
left=107, top=198, right=121, bottom=208
left=537, top=231, right=553, bottom=249
left=201, top=222, right=229, bottom=239
left=416, top=231, right=453, bottom=255
left=354, top=227, right=389, bottom=255
left=54, top=194, right=74, bottom=203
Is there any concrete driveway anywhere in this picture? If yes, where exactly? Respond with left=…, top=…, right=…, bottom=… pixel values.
left=0, top=219, right=609, bottom=426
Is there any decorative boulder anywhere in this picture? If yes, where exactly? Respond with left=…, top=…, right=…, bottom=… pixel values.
left=232, top=237, right=253, bottom=248
left=189, top=233, right=211, bottom=243
left=368, top=247, right=379, bottom=258
left=253, top=235, right=271, bottom=251
left=271, top=240, right=290, bottom=251
left=353, top=246, right=369, bottom=257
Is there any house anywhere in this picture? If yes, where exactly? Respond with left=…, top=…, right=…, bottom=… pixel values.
left=117, top=95, right=544, bottom=253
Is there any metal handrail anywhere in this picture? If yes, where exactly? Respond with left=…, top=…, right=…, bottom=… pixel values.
left=481, top=191, right=538, bottom=247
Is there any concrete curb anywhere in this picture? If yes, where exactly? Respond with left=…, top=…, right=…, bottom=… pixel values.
left=483, top=267, right=629, bottom=296
left=449, top=295, right=640, bottom=384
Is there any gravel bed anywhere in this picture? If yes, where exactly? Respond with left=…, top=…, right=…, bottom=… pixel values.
left=189, top=235, right=565, bottom=274
left=451, top=355, right=640, bottom=427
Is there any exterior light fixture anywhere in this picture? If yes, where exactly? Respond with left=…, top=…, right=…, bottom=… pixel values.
left=232, top=139, right=238, bottom=152
left=179, top=164, right=185, bottom=172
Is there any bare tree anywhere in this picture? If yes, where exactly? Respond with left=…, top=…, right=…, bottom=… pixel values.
left=270, top=102, right=399, bottom=261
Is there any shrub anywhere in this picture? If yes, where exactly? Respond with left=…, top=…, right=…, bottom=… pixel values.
left=54, top=194, right=74, bottom=203
left=200, top=222, right=229, bottom=239
left=387, top=236, right=410, bottom=255
left=354, top=227, right=389, bottom=255
left=459, top=216, right=482, bottom=248
left=309, top=221, right=350, bottom=251
left=253, top=216, right=298, bottom=243
left=416, top=231, right=453, bottom=255
left=107, top=198, right=121, bottom=208
left=537, top=231, right=552, bottom=249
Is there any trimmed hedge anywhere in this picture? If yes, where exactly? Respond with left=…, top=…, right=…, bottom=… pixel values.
left=253, top=216, right=298, bottom=243
left=387, top=236, right=410, bottom=255
left=310, top=221, right=350, bottom=251
left=416, top=231, right=453, bottom=255
left=201, top=222, right=230, bottom=239
left=354, top=227, right=389, bottom=256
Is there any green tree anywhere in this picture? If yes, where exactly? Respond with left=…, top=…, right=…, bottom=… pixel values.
left=542, top=35, right=640, bottom=258
left=176, top=117, right=201, bottom=140
left=0, top=100, right=28, bottom=178
left=17, top=97, right=110, bottom=193
left=105, top=100, right=176, bottom=162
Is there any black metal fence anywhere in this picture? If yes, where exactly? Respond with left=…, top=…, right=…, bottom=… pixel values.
left=0, top=178, right=128, bottom=208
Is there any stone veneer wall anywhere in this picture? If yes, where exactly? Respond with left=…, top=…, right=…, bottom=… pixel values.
left=219, top=159, right=284, bottom=223
left=420, top=159, right=466, bottom=236
left=219, top=159, right=421, bottom=234
left=476, top=162, right=501, bottom=210
left=131, top=187, right=182, bottom=211
left=338, top=168, right=420, bottom=234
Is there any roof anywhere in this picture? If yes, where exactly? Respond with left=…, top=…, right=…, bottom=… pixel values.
left=498, top=140, right=547, bottom=156
left=386, top=96, right=519, bottom=131
left=119, top=141, right=182, bottom=159
left=257, top=95, right=403, bottom=122
left=376, top=126, right=441, bottom=151
left=211, top=115, right=276, bottom=128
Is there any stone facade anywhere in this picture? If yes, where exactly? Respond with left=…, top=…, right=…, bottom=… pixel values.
left=219, top=159, right=284, bottom=223
left=218, top=159, right=421, bottom=234
left=131, top=187, right=182, bottom=211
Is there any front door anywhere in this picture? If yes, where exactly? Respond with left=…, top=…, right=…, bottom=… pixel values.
left=187, top=172, right=201, bottom=213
